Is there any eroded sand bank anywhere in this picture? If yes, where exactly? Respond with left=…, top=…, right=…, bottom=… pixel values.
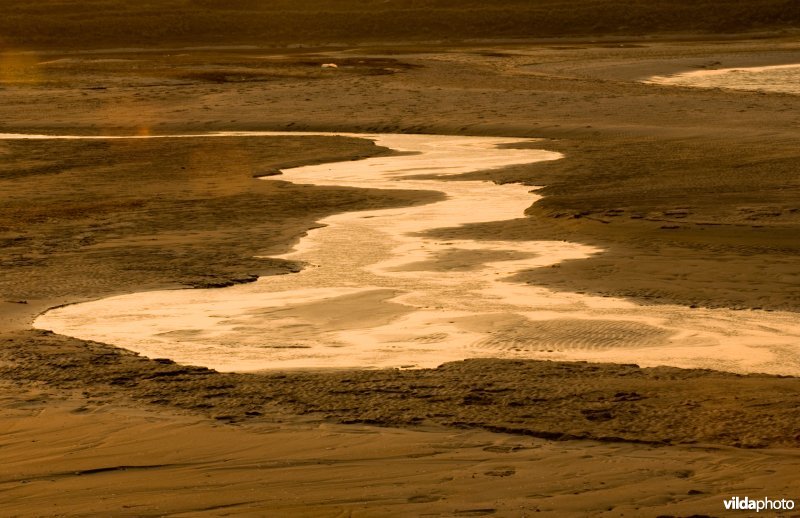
left=19, top=132, right=800, bottom=375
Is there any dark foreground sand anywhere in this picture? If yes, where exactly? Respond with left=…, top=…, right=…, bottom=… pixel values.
left=2, top=33, right=800, bottom=516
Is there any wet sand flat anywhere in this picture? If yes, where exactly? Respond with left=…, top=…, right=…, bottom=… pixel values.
left=3, top=386, right=799, bottom=517
left=2, top=27, right=800, bottom=516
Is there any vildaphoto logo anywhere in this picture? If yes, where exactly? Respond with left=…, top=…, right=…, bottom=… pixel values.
left=723, top=496, right=796, bottom=512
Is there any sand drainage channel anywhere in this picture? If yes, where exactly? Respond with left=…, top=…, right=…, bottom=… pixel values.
left=6, top=132, right=798, bottom=375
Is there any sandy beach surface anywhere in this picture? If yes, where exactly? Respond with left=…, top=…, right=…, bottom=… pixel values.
left=2, top=5, right=800, bottom=515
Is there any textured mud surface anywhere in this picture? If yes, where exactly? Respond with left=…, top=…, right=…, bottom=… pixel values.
left=4, top=329, right=800, bottom=450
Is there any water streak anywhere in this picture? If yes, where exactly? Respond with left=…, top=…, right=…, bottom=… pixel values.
left=647, top=63, right=800, bottom=94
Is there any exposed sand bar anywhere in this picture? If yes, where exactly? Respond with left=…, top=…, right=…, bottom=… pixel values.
left=16, top=132, right=800, bottom=375
left=646, top=63, right=800, bottom=94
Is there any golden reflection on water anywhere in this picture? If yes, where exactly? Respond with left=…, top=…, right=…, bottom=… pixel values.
left=27, top=132, right=800, bottom=375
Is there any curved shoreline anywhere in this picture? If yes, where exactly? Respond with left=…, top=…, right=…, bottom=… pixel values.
left=12, top=131, right=800, bottom=376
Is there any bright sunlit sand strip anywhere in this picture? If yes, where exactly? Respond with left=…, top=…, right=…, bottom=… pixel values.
left=646, top=63, right=800, bottom=94
left=17, top=132, right=800, bottom=375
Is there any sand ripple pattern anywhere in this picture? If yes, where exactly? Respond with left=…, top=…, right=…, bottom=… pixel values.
left=474, top=319, right=672, bottom=352
left=15, top=132, right=800, bottom=375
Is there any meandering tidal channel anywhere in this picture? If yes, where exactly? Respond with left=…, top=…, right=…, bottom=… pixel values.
left=4, top=132, right=798, bottom=375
